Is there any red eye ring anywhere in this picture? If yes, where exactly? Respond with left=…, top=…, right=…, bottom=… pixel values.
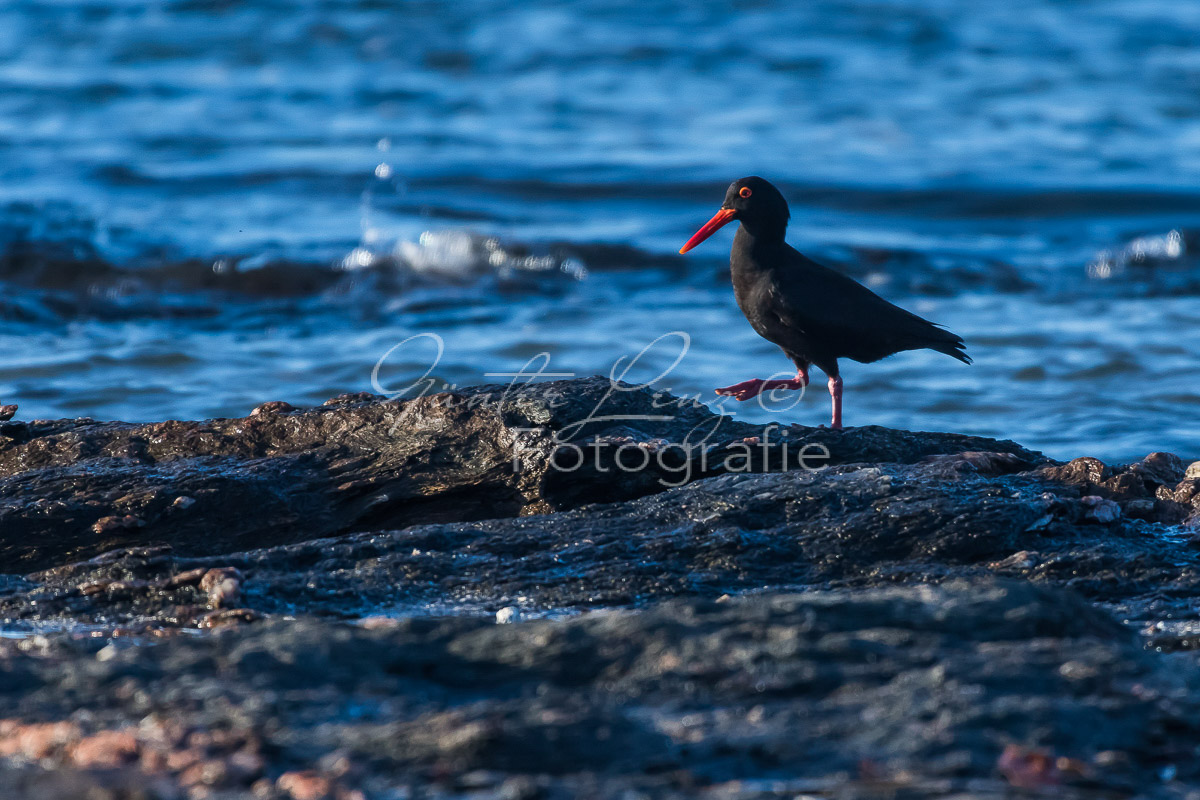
left=739, top=186, right=752, bottom=198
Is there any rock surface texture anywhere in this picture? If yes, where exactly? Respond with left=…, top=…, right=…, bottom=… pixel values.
left=1, top=377, right=1199, bottom=798
left=0, top=377, right=1038, bottom=571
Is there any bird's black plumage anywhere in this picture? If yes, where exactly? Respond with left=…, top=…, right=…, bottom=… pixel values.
left=680, top=176, right=971, bottom=428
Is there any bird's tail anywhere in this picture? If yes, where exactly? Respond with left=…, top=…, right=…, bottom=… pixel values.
left=926, top=330, right=972, bottom=365
left=894, top=308, right=972, bottom=365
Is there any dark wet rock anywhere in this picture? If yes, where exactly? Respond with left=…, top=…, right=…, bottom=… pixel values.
left=1078, top=494, right=1121, bottom=523
left=918, top=449, right=1030, bottom=476
left=1123, top=497, right=1158, bottom=521
left=322, top=391, right=379, bottom=407
left=0, top=405, right=15, bottom=422
left=1040, top=453, right=1194, bottom=524
left=2, top=381, right=1200, bottom=798
left=1171, top=475, right=1200, bottom=527
left=1175, top=479, right=1200, bottom=508
left=1129, top=451, right=1187, bottom=488
left=92, top=514, right=146, bottom=535
left=0, top=582, right=1196, bottom=798
left=250, top=400, right=297, bottom=416
left=5, top=453, right=1200, bottom=646
left=199, top=567, right=243, bottom=608
left=0, top=377, right=1039, bottom=571
left=1043, top=456, right=1110, bottom=487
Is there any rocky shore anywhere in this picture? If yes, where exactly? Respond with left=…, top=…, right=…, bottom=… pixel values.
left=2, top=377, right=1199, bottom=799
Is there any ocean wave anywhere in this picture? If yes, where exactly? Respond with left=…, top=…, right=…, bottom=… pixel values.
left=5, top=213, right=1200, bottom=327
left=0, top=230, right=593, bottom=321
left=1087, top=229, right=1200, bottom=295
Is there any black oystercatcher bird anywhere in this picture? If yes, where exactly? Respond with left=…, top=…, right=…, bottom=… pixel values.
left=679, top=176, right=970, bottom=429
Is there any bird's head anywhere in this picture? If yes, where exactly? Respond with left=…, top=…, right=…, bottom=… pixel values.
left=679, top=176, right=790, bottom=254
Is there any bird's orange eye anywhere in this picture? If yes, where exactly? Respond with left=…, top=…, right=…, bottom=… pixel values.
left=739, top=186, right=752, bottom=198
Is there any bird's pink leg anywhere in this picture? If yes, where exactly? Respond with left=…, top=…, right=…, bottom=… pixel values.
left=715, top=368, right=808, bottom=402
left=828, top=376, right=843, bottom=430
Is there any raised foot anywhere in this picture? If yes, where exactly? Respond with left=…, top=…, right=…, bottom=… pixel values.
left=714, top=377, right=805, bottom=402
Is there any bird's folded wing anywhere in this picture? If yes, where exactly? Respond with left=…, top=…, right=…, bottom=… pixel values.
left=768, top=253, right=958, bottom=361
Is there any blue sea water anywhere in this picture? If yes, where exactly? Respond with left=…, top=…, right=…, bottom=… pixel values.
left=2, top=0, right=1200, bottom=461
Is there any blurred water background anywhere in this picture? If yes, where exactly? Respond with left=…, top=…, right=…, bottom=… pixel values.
left=2, top=0, right=1199, bottom=460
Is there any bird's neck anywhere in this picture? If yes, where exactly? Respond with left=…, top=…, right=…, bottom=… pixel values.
left=737, top=215, right=788, bottom=246
left=733, top=221, right=787, bottom=263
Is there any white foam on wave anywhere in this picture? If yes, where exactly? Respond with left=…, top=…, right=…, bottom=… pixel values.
left=1088, top=229, right=1186, bottom=280
left=340, top=229, right=587, bottom=283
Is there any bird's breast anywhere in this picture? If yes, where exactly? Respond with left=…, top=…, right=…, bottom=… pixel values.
left=731, top=266, right=790, bottom=342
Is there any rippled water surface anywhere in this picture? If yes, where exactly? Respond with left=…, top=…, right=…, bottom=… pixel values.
left=2, top=0, right=1200, bottom=461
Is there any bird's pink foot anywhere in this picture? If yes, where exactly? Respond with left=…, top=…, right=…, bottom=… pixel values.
left=715, top=378, right=769, bottom=401
left=715, top=372, right=807, bottom=402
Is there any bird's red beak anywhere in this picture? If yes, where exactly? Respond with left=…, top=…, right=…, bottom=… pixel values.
left=679, top=208, right=737, bottom=254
